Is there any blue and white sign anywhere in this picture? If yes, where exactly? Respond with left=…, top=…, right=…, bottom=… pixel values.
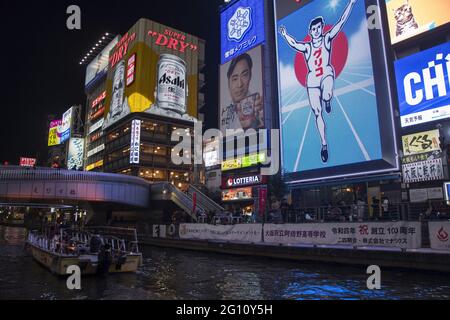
left=395, top=42, right=450, bottom=128
left=220, top=0, right=265, bottom=64
left=60, top=107, right=73, bottom=144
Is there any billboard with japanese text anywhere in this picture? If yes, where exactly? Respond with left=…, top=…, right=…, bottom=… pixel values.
left=48, top=120, right=62, bottom=147
left=67, top=138, right=85, bottom=170
left=395, top=42, right=450, bottom=128
left=275, top=0, right=398, bottom=183
left=220, top=45, right=264, bottom=133
left=220, top=0, right=265, bottom=64
left=103, top=19, right=202, bottom=129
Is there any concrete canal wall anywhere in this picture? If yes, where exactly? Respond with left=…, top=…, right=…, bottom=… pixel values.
left=138, top=222, right=450, bottom=273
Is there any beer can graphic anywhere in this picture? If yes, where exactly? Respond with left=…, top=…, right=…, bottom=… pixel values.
left=156, top=54, right=188, bottom=115
left=110, top=60, right=125, bottom=119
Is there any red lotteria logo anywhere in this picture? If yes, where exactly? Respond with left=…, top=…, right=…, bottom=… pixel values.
left=227, top=179, right=233, bottom=187
left=437, top=227, right=449, bottom=242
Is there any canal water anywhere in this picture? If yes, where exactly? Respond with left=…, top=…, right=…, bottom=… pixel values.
left=0, top=226, right=449, bottom=300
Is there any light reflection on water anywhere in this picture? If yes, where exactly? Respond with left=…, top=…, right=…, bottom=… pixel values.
left=0, top=226, right=449, bottom=300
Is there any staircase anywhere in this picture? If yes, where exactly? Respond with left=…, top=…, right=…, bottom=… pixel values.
left=188, top=185, right=224, bottom=214
left=149, top=183, right=224, bottom=222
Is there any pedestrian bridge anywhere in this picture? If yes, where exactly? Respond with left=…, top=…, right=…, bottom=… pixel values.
left=0, top=166, right=150, bottom=208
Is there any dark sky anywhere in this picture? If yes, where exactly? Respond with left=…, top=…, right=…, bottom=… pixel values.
left=0, top=0, right=222, bottom=164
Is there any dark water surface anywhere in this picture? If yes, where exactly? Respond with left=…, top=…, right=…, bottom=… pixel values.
left=0, top=226, right=449, bottom=300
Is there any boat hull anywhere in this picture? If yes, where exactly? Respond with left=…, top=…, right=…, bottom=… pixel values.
left=27, top=243, right=141, bottom=276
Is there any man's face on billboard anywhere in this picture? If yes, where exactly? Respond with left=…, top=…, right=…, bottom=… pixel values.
left=310, top=22, right=323, bottom=40
left=228, top=59, right=252, bottom=104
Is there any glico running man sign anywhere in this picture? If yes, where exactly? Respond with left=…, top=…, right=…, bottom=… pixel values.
left=274, top=0, right=398, bottom=184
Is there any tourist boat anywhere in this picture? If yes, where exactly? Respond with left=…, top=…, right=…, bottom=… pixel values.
left=26, top=226, right=142, bottom=276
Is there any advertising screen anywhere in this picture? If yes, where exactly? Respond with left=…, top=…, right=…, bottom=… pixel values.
left=220, top=0, right=265, bottom=64
left=220, top=45, right=264, bottom=133
left=60, top=107, right=73, bottom=144
left=85, top=36, right=120, bottom=87
left=204, top=139, right=220, bottom=168
left=222, top=187, right=253, bottom=201
left=395, top=41, right=450, bottom=128
left=103, top=19, right=202, bottom=130
left=385, top=0, right=450, bottom=45
left=67, top=138, right=85, bottom=170
left=275, top=0, right=398, bottom=183
left=48, top=120, right=62, bottom=147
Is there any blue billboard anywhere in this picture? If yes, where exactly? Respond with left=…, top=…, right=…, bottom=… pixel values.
left=275, top=0, right=398, bottom=183
left=220, top=0, right=265, bottom=64
left=395, top=41, right=450, bottom=128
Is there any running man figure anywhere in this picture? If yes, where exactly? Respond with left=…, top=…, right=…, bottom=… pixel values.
left=279, top=0, right=357, bottom=163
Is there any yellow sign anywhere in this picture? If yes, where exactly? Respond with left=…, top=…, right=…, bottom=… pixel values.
left=222, top=158, right=242, bottom=171
left=48, top=127, right=60, bottom=147
left=402, top=130, right=441, bottom=156
left=222, top=152, right=266, bottom=172
left=86, top=160, right=104, bottom=171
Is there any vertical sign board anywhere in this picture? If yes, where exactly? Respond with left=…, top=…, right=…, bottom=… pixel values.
left=274, top=0, right=398, bottom=183
left=48, top=120, right=62, bottom=147
left=130, top=120, right=141, bottom=164
left=220, top=0, right=266, bottom=64
left=67, top=138, right=85, bottom=170
left=395, top=42, right=450, bottom=128
left=60, top=107, right=73, bottom=144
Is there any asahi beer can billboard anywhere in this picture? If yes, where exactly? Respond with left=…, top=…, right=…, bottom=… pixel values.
left=103, top=19, right=203, bottom=129
left=156, top=54, right=187, bottom=115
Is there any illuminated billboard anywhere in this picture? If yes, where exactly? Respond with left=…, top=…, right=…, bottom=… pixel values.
left=395, top=42, right=450, bottom=128
left=220, top=0, right=265, bottom=64
left=221, top=152, right=266, bottom=171
left=20, top=158, right=36, bottom=167
left=60, top=107, right=73, bottom=143
left=275, top=0, right=398, bottom=183
left=385, top=0, right=450, bottom=45
left=103, top=19, right=202, bottom=129
left=67, top=138, right=85, bottom=170
left=85, top=36, right=120, bottom=87
left=204, top=138, right=220, bottom=168
left=222, top=187, right=253, bottom=201
left=220, top=45, right=264, bottom=133
left=48, top=120, right=62, bottom=147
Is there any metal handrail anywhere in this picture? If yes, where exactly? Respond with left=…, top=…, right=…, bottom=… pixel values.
left=188, top=185, right=224, bottom=213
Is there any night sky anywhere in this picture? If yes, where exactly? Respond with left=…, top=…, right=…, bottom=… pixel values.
left=0, top=0, right=222, bottom=164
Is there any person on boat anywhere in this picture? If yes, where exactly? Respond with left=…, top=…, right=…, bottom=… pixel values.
left=90, top=234, right=103, bottom=254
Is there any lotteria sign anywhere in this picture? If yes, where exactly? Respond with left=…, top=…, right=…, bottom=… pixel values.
left=395, top=41, right=450, bottom=128
left=223, top=174, right=266, bottom=188
left=220, top=0, right=265, bottom=64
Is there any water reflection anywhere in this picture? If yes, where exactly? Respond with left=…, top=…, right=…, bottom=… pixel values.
left=0, top=226, right=450, bottom=300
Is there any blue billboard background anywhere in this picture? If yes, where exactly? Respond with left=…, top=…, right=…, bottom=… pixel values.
left=395, top=41, right=450, bottom=128
left=220, top=0, right=265, bottom=64
left=276, top=0, right=383, bottom=176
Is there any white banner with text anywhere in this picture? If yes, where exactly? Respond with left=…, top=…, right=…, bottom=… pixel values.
left=263, top=222, right=422, bottom=249
left=179, top=224, right=262, bottom=243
